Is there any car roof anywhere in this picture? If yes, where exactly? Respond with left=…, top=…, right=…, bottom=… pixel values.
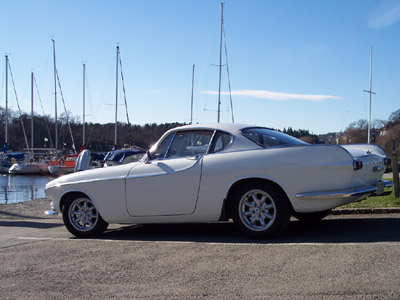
left=163, top=123, right=263, bottom=152
left=169, top=123, right=254, bottom=135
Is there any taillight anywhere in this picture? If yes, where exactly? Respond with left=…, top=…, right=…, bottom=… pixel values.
left=384, top=157, right=391, bottom=167
left=353, top=160, right=363, bottom=170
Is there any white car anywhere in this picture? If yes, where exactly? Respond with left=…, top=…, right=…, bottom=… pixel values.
left=45, top=123, right=392, bottom=238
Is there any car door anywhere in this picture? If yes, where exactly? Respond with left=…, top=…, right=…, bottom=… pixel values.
left=125, top=130, right=214, bottom=216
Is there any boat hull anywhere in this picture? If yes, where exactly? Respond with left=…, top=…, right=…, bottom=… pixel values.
left=9, top=163, right=50, bottom=175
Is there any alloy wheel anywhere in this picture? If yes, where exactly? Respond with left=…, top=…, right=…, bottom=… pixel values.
left=238, top=189, right=276, bottom=231
left=68, top=197, right=99, bottom=232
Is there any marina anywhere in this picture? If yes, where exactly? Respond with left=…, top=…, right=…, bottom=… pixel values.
left=0, top=174, right=52, bottom=204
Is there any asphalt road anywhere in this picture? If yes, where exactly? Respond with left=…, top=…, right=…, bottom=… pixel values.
left=1, top=214, right=400, bottom=299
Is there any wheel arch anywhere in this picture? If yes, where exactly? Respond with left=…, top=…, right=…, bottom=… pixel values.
left=59, top=191, right=90, bottom=213
left=224, top=177, right=293, bottom=220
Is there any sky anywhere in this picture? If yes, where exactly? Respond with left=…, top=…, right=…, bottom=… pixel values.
left=1, top=0, right=400, bottom=135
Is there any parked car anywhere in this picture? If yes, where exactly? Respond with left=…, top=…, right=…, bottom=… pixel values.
left=45, top=123, right=392, bottom=238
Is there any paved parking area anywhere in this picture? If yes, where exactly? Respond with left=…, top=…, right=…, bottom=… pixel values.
left=1, top=214, right=400, bottom=299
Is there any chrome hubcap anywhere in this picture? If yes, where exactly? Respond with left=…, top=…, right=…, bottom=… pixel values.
left=69, top=198, right=99, bottom=232
left=239, top=189, right=276, bottom=231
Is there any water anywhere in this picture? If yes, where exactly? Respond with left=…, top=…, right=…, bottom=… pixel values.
left=0, top=174, right=54, bottom=204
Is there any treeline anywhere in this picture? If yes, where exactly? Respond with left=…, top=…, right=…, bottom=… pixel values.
left=282, top=127, right=320, bottom=144
left=0, top=107, right=183, bottom=152
left=338, top=109, right=400, bottom=156
left=1, top=107, right=400, bottom=155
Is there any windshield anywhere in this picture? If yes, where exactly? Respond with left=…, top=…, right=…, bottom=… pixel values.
left=148, top=130, right=215, bottom=160
left=241, top=127, right=307, bottom=148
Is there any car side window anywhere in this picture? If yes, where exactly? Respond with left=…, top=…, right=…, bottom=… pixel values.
left=151, top=134, right=174, bottom=160
left=209, top=131, right=232, bottom=154
left=166, top=130, right=214, bottom=158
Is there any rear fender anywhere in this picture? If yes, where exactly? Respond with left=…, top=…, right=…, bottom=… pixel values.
left=341, top=144, right=387, bottom=158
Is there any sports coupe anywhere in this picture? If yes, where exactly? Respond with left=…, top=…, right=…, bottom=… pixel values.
left=45, top=123, right=392, bottom=238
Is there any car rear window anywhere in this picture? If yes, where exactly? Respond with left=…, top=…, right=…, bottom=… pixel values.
left=241, top=127, right=307, bottom=148
left=208, top=131, right=232, bottom=154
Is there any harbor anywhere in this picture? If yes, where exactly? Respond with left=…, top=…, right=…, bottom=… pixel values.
left=0, top=174, right=52, bottom=204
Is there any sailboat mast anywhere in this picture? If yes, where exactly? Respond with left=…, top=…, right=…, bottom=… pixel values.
left=5, top=55, right=8, bottom=145
left=31, top=72, right=34, bottom=149
left=52, top=39, right=58, bottom=151
left=191, top=64, right=195, bottom=124
left=115, top=46, right=119, bottom=148
left=83, top=63, right=86, bottom=146
left=217, top=2, right=223, bottom=123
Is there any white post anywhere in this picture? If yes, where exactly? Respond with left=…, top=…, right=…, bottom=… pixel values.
left=31, top=72, right=34, bottom=149
left=83, top=63, right=86, bottom=146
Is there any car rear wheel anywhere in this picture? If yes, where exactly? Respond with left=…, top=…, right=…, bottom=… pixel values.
left=232, top=182, right=290, bottom=238
left=62, top=195, right=109, bottom=237
left=292, top=209, right=332, bottom=222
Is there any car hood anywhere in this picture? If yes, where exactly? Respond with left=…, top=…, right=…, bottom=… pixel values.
left=45, top=161, right=141, bottom=190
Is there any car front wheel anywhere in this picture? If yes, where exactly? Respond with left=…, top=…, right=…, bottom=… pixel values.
left=62, top=195, right=109, bottom=237
left=232, top=182, right=290, bottom=238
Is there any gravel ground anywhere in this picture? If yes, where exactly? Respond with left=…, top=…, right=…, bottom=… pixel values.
left=0, top=198, right=59, bottom=220
left=1, top=199, right=400, bottom=299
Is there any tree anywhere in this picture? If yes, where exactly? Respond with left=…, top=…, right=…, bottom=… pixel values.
left=387, top=109, right=400, bottom=128
left=340, top=119, right=368, bottom=144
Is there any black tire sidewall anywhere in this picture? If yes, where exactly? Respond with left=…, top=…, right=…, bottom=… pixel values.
left=62, top=196, right=108, bottom=237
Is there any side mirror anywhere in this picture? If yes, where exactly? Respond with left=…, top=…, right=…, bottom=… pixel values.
left=144, top=150, right=152, bottom=164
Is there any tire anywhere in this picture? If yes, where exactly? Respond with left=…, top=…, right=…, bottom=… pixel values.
left=231, top=182, right=290, bottom=238
left=292, top=209, right=332, bottom=222
left=62, top=195, right=109, bottom=237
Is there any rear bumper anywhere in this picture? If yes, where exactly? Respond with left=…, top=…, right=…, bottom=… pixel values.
left=296, top=180, right=392, bottom=202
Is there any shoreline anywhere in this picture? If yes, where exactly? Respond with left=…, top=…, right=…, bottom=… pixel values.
left=0, top=197, right=60, bottom=220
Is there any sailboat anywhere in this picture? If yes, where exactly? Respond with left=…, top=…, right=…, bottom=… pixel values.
left=0, top=55, right=28, bottom=173
left=200, top=3, right=234, bottom=124
left=0, top=55, right=10, bottom=173
left=75, top=63, right=106, bottom=172
left=8, top=72, right=50, bottom=175
left=75, top=46, right=144, bottom=171
left=48, top=39, right=82, bottom=176
left=102, top=45, right=145, bottom=167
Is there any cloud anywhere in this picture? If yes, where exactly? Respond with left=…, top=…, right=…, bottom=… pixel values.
left=368, top=1, right=400, bottom=29
left=202, top=90, right=341, bottom=102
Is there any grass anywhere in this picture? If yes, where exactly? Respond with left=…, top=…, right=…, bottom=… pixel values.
left=342, top=179, right=400, bottom=208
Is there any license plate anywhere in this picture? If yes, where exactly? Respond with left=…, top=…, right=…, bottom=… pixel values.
left=376, top=181, right=384, bottom=195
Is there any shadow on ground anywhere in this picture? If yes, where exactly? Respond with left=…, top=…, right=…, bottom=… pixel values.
left=0, top=220, right=63, bottom=229
left=95, top=216, right=400, bottom=244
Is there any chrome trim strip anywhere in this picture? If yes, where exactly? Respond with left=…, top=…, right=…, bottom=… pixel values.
left=162, top=132, right=176, bottom=160
left=206, top=130, right=217, bottom=154
left=296, top=186, right=376, bottom=201
left=373, top=166, right=385, bottom=172
left=296, top=180, right=392, bottom=201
